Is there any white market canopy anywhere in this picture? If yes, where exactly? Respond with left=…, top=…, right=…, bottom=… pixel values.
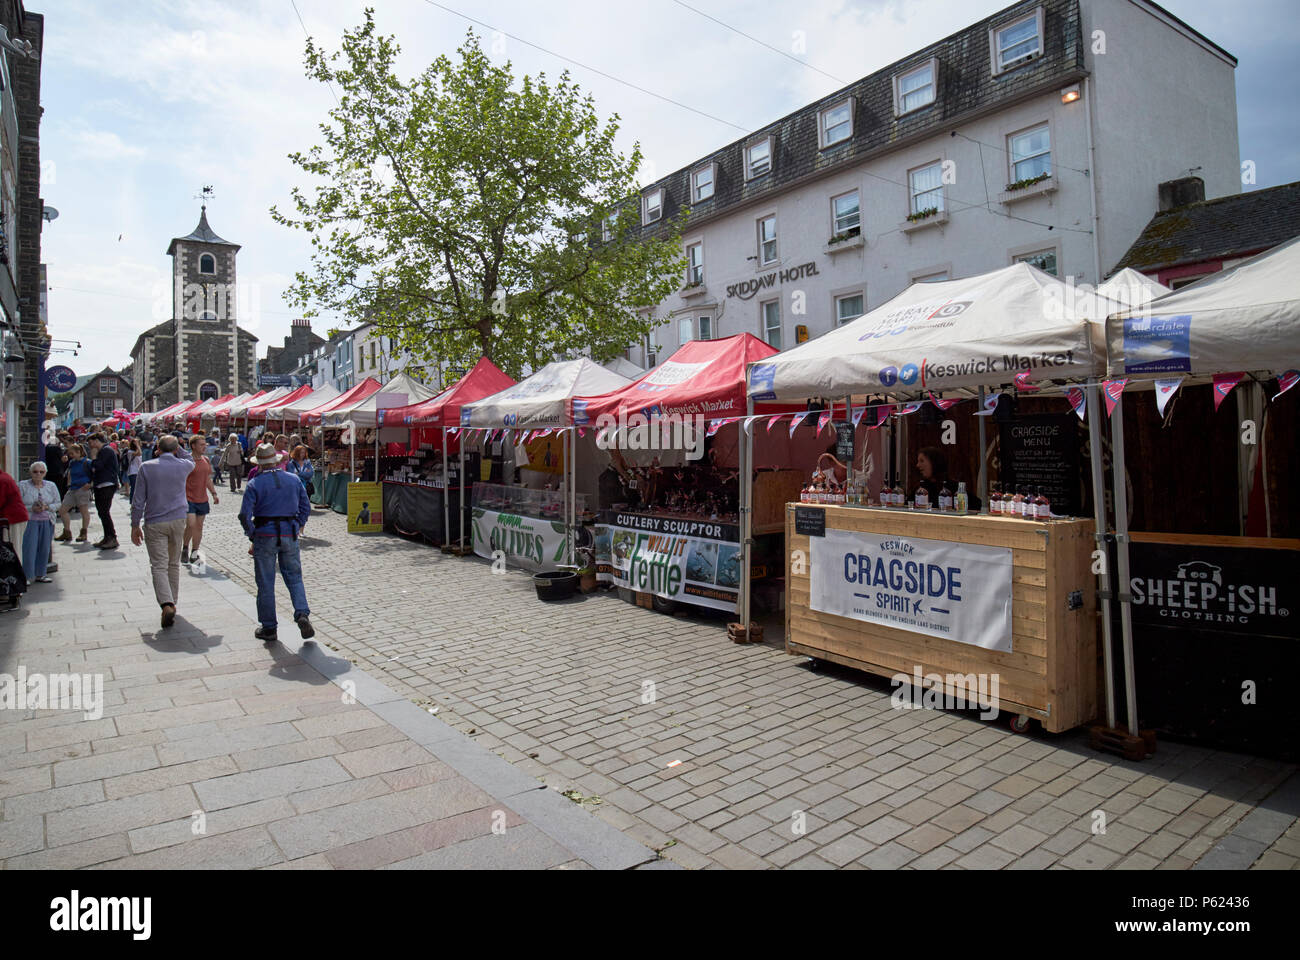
left=264, top=384, right=341, bottom=422
left=602, top=357, right=646, bottom=380
left=465, top=358, right=631, bottom=429
left=747, top=262, right=1113, bottom=402
left=228, top=387, right=291, bottom=419
left=202, top=392, right=253, bottom=419
left=1107, top=234, right=1300, bottom=379
left=324, top=372, right=439, bottom=427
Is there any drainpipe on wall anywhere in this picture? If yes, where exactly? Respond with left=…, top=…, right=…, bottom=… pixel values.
left=1083, top=76, right=1102, bottom=282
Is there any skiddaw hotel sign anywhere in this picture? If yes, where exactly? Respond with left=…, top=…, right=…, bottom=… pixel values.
left=810, top=530, right=1014, bottom=651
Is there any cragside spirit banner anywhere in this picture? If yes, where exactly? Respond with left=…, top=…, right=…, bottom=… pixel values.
left=594, top=514, right=740, bottom=612
left=811, top=529, right=1014, bottom=651
left=472, top=508, right=568, bottom=572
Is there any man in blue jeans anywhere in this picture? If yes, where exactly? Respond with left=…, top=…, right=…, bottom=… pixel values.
left=238, top=443, right=314, bottom=643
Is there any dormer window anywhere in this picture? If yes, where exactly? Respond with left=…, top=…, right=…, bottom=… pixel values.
left=894, top=60, right=936, bottom=115
left=745, top=138, right=772, bottom=180
left=642, top=188, right=663, bottom=225
left=991, top=8, right=1044, bottom=75
left=199, top=253, right=216, bottom=274
left=819, top=100, right=853, bottom=148
left=692, top=163, right=715, bottom=202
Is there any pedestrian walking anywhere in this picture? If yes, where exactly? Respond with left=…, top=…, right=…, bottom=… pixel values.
left=18, top=462, right=56, bottom=583
left=182, top=434, right=220, bottom=565
left=222, top=433, right=245, bottom=492
left=45, top=433, right=68, bottom=499
left=286, top=445, right=315, bottom=497
left=0, top=464, right=27, bottom=609
left=125, top=439, right=143, bottom=501
left=56, top=443, right=93, bottom=543
left=130, top=435, right=194, bottom=628
left=238, top=443, right=314, bottom=643
left=87, top=434, right=120, bottom=549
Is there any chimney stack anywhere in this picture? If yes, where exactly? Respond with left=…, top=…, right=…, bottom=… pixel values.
left=1158, top=176, right=1205, bottom=213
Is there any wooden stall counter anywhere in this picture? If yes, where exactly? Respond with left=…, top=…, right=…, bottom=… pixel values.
left=785, top=504, right=1097, bottom=733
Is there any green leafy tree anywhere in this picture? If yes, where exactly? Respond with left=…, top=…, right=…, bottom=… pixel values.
left=273, top=11, right=684, bottom=380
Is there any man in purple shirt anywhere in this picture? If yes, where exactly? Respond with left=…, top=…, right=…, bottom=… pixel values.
left=130, top=435, right=194, bottom=628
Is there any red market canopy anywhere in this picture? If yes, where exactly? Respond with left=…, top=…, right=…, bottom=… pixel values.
left=572, top=333, right=779, bottom=425
left=213, top=390, right=267, bottom=420
left=147, top=400, right=192, bottom=422
left=381, top=358, right=515, bottom=427
left=298, top=377, right=384, bottom=426
left=242, top=384, right=314, bottom=420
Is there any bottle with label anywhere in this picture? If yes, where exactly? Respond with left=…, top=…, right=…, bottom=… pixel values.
left=939, top=482, right=954, bottom=512
left=1034, top=487, right=1051, bottom=519
left=914, top=482, right=930, bottom=511
left=800, top=484, right=810, bottom=504
left=1011, top=486, right=1025, bottom=517
left=955, top=481, right=968, bottom=514
left=990, top=483, right=1003, bottom=515
left=892, top=479, right=904, bottom=508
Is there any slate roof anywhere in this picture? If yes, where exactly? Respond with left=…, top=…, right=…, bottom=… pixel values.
left=166, top=207, right=241, bottom=255
left=632, top=0, right=1088, bottom=239
left=1111, top=181, right=1300, bottom=274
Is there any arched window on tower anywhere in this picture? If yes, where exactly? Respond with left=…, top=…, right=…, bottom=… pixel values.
left=199, top=381, right=220, bottom=401
left=199, top=253, right=216, bottom=275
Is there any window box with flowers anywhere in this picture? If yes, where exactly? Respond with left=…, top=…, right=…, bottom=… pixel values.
left=823, top=225, right=864, bottom=255
left=679, top=281, right=708, bottom=299
left=998, top=172, right=1056, bottom=205
left=899, top=206, right=948, bottom=234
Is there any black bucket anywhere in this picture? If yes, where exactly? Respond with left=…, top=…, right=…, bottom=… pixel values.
left=533, top=570, right=578, bottom=601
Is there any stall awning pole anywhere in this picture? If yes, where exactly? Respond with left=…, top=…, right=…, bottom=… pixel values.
left=459, top=430, right=466, bottom=552
left=740, top=396, right=754, bottom=637
left=977, top=387, right=988, bottom=513
left=569, top=427, right=577, bottom=568
left=442, top=427, right=449, bottom=547
left=1110, top=395, right=1139, bottom=737
left=1085, top=378, right=1117, bottom=730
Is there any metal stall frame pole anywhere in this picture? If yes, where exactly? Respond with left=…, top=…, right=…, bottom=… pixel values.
left=1109, top=395, right=1139, bottom=737
left=459, top=428, right=466, bottom=552
left=977, top=387, right=989, bottom=513
left=843, top=397, right=853, bottom=494
left=1085, top=378, right=1117, bottom=730
left=442, top=427, right=449, bottom=547
left=567, top=426, right=576, bottom=568
left=740, top=396, right=754, bottom=637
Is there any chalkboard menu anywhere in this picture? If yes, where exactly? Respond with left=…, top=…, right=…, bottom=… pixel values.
left=835, top=421, right=854, bottom=462
left=794, top=506, right=826, bottom=537
left=999, top=414, right=1080, bottom=516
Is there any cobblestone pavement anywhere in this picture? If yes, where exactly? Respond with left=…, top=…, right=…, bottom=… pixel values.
left=193, top=493, right=1297, bottom=870
left=0, top=499, right=660, bottom=870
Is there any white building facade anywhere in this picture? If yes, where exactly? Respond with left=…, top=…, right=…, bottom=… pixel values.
left=625, top=0, right=1239, bottom=364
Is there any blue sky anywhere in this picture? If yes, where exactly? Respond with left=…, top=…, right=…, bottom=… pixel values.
left=38, top=0, right=1300, bottom=381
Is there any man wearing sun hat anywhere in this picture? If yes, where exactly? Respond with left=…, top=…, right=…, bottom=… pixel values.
left=238, top=442, right=314, bottom=644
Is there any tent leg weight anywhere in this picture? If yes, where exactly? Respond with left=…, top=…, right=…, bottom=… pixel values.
left=727, top=622, right=764, bottom=644
left=1087, top=724, right=1156, bottom=761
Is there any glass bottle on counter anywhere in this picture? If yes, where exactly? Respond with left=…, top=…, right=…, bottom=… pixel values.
left=800, top=483, right=809, bottom=503
left=1034, top=487, right=1051, bottom=519
left=990, top=483, right=1003, bottom=515
left=938, top=482, right=954, bottom=512
left=1010, top=486, right=1026, bottom=517
left=955, top=481, right=968, bottom=514
left=913, top=481, right=930, bottom=511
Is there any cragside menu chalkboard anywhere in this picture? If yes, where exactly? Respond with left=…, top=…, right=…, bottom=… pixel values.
left=999, top=414, right=1080, bottom=516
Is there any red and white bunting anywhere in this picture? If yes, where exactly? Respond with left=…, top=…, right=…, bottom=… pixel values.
left=816, top=410, right=832, bottom=435
left=1102, top=379, right=1128, bottom=417
left=893, top=402, right=923, bottom=417
left=929, top=393, right=960, bottom=411
left=1065, top=386, right=1086, bottom=421
left=767, top=414, right=784, bottom=432
left=1014, top=370, right=1040, bottom=393
left=851, top=407, right=866, bottom=428
left=788, top=412, right=810, bottom=438
left=1212, top=372, right=1245, bottom=411
left=973, top=393, right=1002, bottom=417
left=1273, top=369, right=1299, bottom=401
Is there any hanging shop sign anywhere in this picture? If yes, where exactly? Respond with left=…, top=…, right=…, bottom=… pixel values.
left=809, top=529, right=1013, bottom=651
left=594, top=513, right=741, bottom=612
left=43, top=366, right=77, bottom=393
left=472, top=508, right=568, bottom=572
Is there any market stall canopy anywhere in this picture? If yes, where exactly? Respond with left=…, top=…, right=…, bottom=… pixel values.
left=602, top=357, right=646, bottom=380
left=298, top=377, right=383, bottom=426
left=466, top=358, right=630, bottom=429
left=145, top=399, right=192, bottom=423
left=324, top=372, right=438, bottom=427
left=188, top=395, right=234, bottom=420
left=223, top=387, right=288, bottom=420
left=243, top=384, right=313, bottom=420
left=1107, top=234, right=1300, bottom=378
left=265, top=384, right=340, bottom=422
left=1098, top=268, right=1170, bottom=309
left=746, top=263, right=1112, bottom=402
left=381, top=358, right=515, bottom=427
left=203, top=392, right=256, bottom=419
left=576, top=333, right=779, bottom=423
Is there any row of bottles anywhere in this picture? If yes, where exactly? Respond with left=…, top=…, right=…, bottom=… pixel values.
left=800, top=477, right=968, bottom=513
left=990, top=483, right=1052, bottom=519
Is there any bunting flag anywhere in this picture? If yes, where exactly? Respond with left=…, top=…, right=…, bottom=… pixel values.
left=1154, top=377, right=1183, bottom=417
left=576, top=427, right=586, bottom=438
left=1014, top=370, right=1040, bottom=393
left=1212, top=372, right=1245, bottom=411
left=1066, top=386, right=1086, bottom=421
left=851, top=406, right=866, bottom=428
left=816, top=410, right=832, bottom=435
left=1273, top=369, right=1299, bottom=401
left=788, top=412, right=810, bottom=438
left=866, top=407, right=887, bottom=428
left=1103, top=378, right=1128, bottom=417
left=973, top=393, right=1003, bottom=416
left=767, top=414, right=784, bottom=431
left=706, top=419, right=725, bottom=437
left=449, top=428, right=461, bottom=438
left=929, top=393, right=960, bottom=411
left=894, top=402, right=923, bottom=416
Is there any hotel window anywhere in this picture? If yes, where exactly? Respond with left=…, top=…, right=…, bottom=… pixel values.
left=686, top=242, right=704, bottom=285
left=1015, top=248, right=1058, bottom=276
left=1008, top=123, right=1051, bottom=182
left=679, top=316, right=694, bottom=344
left=762, top=300, right=782, bottom=350
left=642, top=188, right=663, bottom=225
left=692, top=164, right=715, bottom=202
left=909, top=161, right=944, bottom=214
left=832, top=190, right=860, bottom=235
left=757, top=215, right=778, bottom=264
left=835, top=293, right=864, bottom=325
left=991, top=9, right=1044, bottom=75
left=894, top=60, right=936, bottom=115
left=820, top=100, right=852, bottom=148
left=745, top=138, right=772, bottom=180
left=698, top=316, right=713, bottom=340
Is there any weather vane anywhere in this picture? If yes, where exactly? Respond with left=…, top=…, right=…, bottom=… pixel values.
left=194, top=185, right=215, bottom=210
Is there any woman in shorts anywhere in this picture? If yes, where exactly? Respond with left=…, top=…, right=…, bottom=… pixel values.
left=56, top=443, right=93, bottom=542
